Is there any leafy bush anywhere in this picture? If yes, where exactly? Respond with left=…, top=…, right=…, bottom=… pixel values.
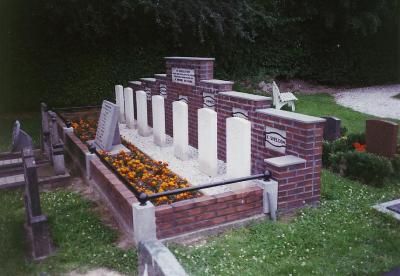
left=346, top=132, right=366, bottom=146
left=330, top=151, right=393, bottom=187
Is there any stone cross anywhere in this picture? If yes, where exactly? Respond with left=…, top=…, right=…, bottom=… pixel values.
left=321, top=116, right=341, bottom=141
left=152, top=95, right=166, bottom=146
left=226, top=117, right=251, bottom=190
left=366, top=119, right=399, bottom=158
left=173, top=101, right=189, bottom=160
left=198, top=108, right=218, bottom=176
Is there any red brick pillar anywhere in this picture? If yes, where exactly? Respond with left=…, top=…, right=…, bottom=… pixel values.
left=251, top=109, right=325, bottom=211
left=163, top=57, right=215, bottom=147
left=215, top=91, right=272, bottom=162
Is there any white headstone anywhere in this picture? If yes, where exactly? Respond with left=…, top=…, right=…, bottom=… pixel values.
left=124, top=87, right=135, bottom=129
left=152, top=95, right=166, bottom=146
left=136, top=90, right=151, bottom=137
left=198, top=108, right=218, bottom=176
left=226, top=117, right=251, bottom=190
left=94, top=100, right=121, bottom=151
left=173, top=101, right=189, bottom=160
left=115, top=85, right=125, bottom=123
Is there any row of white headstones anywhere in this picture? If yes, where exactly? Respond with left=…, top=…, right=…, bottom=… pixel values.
left=115, top=85, right=251, bottom=184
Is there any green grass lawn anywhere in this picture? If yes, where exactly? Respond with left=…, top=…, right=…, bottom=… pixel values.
left=295, top=93, right=399, bottom=135
left=0, top=188, right=137, bottom=275
left=171, top=170, right=400, bottom=275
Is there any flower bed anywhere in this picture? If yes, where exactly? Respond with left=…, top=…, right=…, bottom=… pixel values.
left=71, top=119, right=197, bottom=205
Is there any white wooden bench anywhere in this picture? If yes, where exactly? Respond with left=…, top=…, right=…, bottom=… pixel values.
left=272, top=81, right=298, bottom=111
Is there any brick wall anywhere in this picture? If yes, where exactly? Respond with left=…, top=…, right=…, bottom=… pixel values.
left=127, top=56, right=325, bottom=211
left=155, top=186, right=263, bottom=239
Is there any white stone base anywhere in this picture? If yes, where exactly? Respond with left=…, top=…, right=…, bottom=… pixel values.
left=373, top=199, right=400, bottom=221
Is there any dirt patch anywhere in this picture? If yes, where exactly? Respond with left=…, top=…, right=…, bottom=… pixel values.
left=67, top=268, right=125, bottom=276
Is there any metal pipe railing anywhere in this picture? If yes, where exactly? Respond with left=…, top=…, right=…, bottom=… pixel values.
left=137, top=170, right=271, bottom=206
left=53, top=106, right=273, bottom=207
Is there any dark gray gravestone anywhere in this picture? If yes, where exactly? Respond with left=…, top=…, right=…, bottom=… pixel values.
left=387, top=203, right=400, bottom=214
left=366, top=120, right=398, bottom=158
left=11, top=121, right=33, bottom=152
left=94, top=100, right=121, bottom=151
left=22, top=147, right=54, bottom=260
left=40, top=103, right=49, bottom=152
left=321, top=116, right=341, bottom=141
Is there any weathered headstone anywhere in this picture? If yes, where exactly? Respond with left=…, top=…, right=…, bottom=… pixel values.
left=22, top=147, right=54, bottom=260
left=321, top=116, right=341, bottom=141
left=226, top=117, right=251, bottom=190
left=124, top=87, right=135, bottom=129
left=11, top=121, right=32, bottom=152
left=115, top=85, right=125, bottom=123
left=136, top=90, right=151, bottom=137
left=366, top=119, right=398, bottom=158
left=152, top=96, right=166, bottom=146
left=94, top=100, right=121, bottom=151
left=198, top=108, right=218, bottom=176
left=173, top=101, right=189, bottom=160
left=40, top=103, right=49, bottom=152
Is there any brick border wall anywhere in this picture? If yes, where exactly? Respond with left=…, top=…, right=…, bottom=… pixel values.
left=56, top=115, right=266, bottom=239
left=155, top=186, right=263, bottom=239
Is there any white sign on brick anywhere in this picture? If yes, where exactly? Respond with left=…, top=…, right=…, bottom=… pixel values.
left=124, top=87, right=135, bottom=129
left=173, top=101, right=189, bottom=160
left=159, top=84, right=167, bottom=98
left=172, top=68, right=195, bottom=86
left=179, top=95, right=188, bottom=104
left=136, top=90, right=151, bottom=137
left=265, top=126, right=286, bottom=154
left=203, top=92, right=216, bottom=110
left=115, top=85, right=125, bottom=123
left=198, top=108, right=218, bottom=176
left=152, top=95, right=166, bottom=146
left=145, top=87, right=152, bottom=100
left=232, top=107, right=249, bottom=120
left=226, top=117, right=251, bottom=190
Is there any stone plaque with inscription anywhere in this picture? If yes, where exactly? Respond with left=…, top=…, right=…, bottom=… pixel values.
left=159, top=84, right=167, bottom=98
left=203, top=92, right=216, bottom=109
left=232, top=108, right=249, bottom=120
left=265, top=126, right=286, bottom=154
left=94, top=100, right=121, bottom=151
left=366, top=119, right=398, bottom=158
left=172, top=68, right=195, bottom=86
left=179, top=95, right=188, bottom=104
left=145, top=87, right=152, bottom=100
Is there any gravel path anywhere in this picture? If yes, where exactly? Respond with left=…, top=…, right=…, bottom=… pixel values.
left=334, top=85, right=400, bottom=119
